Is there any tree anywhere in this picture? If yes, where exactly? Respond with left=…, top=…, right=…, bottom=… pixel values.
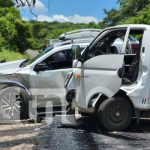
left=14, top=20, right=32, bottom=52
left=102, top=9, right=121, bottom=27
left=118, top=0, right=150, bottom=18
left=0, top=7, right=21, bottom=19
left=15, top=0, right=37, bottom=17
left=15, top=0, right=36, bottom=7
left=0, top=0, right=14, bottom=7
left=121, top=4, right=150, bottom=24
left=100, top=0, right=150, bottom=27
left=0, top=17, right=17, bottom=50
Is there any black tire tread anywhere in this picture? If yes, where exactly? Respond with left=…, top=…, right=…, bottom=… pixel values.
left=97, top=97, right=133, bottom=131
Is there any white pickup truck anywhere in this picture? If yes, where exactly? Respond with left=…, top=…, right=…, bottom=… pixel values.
left=65, top=24, right=150, bottom=131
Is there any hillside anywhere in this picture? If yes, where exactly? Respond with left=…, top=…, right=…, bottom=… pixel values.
left=0, top=0, right=150, bottom=61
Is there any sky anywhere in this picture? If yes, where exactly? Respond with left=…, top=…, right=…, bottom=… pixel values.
left=19, top=0, right=118, bottom=24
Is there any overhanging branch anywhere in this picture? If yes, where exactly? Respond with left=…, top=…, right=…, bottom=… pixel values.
left=15, top=0, right=37, bottom=19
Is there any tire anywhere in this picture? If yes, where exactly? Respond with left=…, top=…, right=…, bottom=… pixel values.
left=97, top=97, right=133, bottom=131
left=0, top=86, right=29, bottom=121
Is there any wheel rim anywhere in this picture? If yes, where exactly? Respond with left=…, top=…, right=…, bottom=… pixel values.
left=107, top=103, right=128, bottom=124
left=0, top=92, right=22, bottom=119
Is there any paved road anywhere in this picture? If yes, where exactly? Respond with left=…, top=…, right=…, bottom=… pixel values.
left=38, top=117, right=150, bottom=150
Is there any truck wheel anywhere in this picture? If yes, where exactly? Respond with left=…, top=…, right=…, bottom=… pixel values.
left=0, top=86, right=29, bottom=121
left=97, top=97, right=133, bottom=131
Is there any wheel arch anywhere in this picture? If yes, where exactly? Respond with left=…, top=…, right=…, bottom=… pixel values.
left=89, top=89, right=135, bottom=115
left=0, top=81, right=31, bottom=100
left=114, top=90, right=135, bottom=111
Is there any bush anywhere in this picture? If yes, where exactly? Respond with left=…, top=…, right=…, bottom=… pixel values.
left=0, top=49, right=28, bottom=62
left=0, top=17, right=17, bottom=50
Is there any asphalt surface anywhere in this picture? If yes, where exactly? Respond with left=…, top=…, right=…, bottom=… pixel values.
left=38, top=117, right=150, bottom=150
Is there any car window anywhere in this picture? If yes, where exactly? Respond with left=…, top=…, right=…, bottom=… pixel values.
left=43, top=49, right=73, bottom=70
left=25, top=45, right=54, bottom=66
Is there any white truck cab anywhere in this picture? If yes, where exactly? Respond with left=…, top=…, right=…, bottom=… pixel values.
left=65, top=24, right=150, bottom=131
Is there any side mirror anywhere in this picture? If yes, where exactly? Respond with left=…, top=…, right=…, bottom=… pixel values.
left=72, top=45, right=81, bottom=59
left=72, top=59, right=78, bottom=68
left=34, top=62, right=48, bottom=72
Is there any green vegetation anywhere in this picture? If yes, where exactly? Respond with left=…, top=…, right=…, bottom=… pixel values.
left=0, top=0, right=150, bottom=62
left=29, top=21, right=99, bottom=50
left=100, top=0, right=150, bottom=27
left=0, top=0, right=14, bottom=7
left=0, top=0, right=98, bottom=61
left=0, top=49, right=28, bottom=62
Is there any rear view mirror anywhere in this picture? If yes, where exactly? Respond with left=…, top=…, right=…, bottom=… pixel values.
left=72, top=45, right=81, bottom=59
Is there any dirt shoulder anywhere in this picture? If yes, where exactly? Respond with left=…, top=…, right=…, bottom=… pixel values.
left=0, top=122, right=42, bottom=150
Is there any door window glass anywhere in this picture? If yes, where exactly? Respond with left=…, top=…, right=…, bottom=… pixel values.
left=85, top=29, right=127, bottom=60
left=43, top=49, right=73, bottom=70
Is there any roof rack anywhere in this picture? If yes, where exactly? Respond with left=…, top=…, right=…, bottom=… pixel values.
left=59, top=28, right=101, bottom=41
left=54, top=38, right=94, bottom=48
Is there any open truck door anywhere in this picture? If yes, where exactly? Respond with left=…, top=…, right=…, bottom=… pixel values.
left=75, top=27, right=130, bottom=109
left=65, top=25, right=145, bottom=131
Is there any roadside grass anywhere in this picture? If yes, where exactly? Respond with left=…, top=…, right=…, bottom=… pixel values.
left=0, top=49, right=29, bottom=62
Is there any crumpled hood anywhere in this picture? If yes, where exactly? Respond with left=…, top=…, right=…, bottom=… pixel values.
left=0, top=59, right=25, bottom=75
